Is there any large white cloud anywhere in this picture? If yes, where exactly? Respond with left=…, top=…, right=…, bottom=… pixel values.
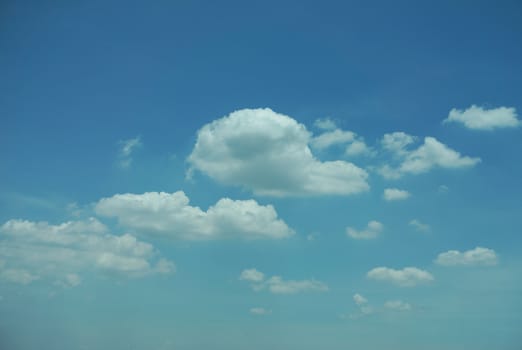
left=434, top=247, right=498, bottom=266
left=0, top=218, right=174, bottom=285
left=95, top=191, right=294, bottom=240
left=444, top=105, right=520, bottom=130
left=367, top=267, right=434, bottom=287
left=239, top=268, right=328, bottom=294
left=346, top=221, right=383, bottom=240
left=187, top=108, right=369, bottom=196
left=379, top=135, right=480, bottom=179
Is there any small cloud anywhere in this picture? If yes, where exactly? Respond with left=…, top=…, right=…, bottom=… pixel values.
left=240, top=269, right=328, bottom=295
left=438, top=185, right=449, bottom=194
left=311, top=129, right=355, bottom=150
left=435, top=247, right=498, bottom=266
left=345, top=140, right=374, bottom=157
left=383, top=188, right=410, bottom=201
left=444, top=105, right=520, bottom=130
left=314, top=118, right=337, bottom=130
left=367, top=267, right=434, bottom=287
left=118, top=136, right=142, bottom=169
left=250, top=307, right=272, bottom=315
left=353, top=293, right=368, bottom=306
left=384, top=300, right=411, bottom=311
left=409, top=219, right=430, bottom=232
left=0, top=268, right=39, bottom=285
left=347, top=221, right=383, bottom=240
left=239, top=268, right=265, bottom=282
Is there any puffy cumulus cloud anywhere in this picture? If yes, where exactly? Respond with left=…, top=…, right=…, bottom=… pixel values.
left=384, top=300, right=411, bottom=311
left=435, top=247, right=498, bottom=266
left=381, top=132, right=417, bottom=157
left=95, top=191, right=294, bottom=240
left=250, top=307, right=272, bottom=315
left=118, top=136, right=142, bottom=168
left=239, top=268, right=265, bottom=282
left=444, top=105, right=520, bottom=130
left=346, top=221, right=383, bottom=240
left=378, top=136, right=480, bottom=179
left=239, top=269, right=328, bottom=295
left=0, top=218, right=174, bottom=285
left=409, top=219, right=430, bottom=232
left=187, top=108, right=369, bottom=197
left=345, top=140, right=373, bottom=157
left=367, top=267, right=434, bottom=287
left=383, top=188, right=410, bottom=201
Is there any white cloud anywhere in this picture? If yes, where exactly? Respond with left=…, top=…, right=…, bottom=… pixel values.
left=383, top=188, right=410, bottom=201
left=187, top=108, right=369, bottom=196
left=314, top=118, right=337, bottom=130
left=409, top=219, right=430, bottom=232
left=95, top=191, right=294, bottom=240
left=250, top=307, right=272, bottom=315
left=347, top=221, right=383, bottom=240
left=240, top=269, right=328, bottom=294
left=381, top=132, right=417, bottom=157
left=384, top=300, right=411, bottom=311
left=378, top=136, right=480, bottom=179
left=118, top=136, right=142, bottom=168
left=240, top=268, right=265, bottom=282
left=266, top=276, right=329, bottom=294
left=435, top=247, right=498, bottom=266
left=345, top=140, right=373, bottom=157
left=444, top=105, right=520, bottom=130
left=311, top=129, right=356, bottom=149
left=0, top=268, right=39, bottom=285
left=0, top=218, right=174, bottom=285
left=367, top=267, right=434, bottom=287
left=353, top=293, right=368, bottom=306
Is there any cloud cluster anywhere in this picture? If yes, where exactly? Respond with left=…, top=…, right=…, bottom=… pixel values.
left=95, top=191, right=294, bottom=240
left=367, top=267, right=434, bottom=287
left=0, top=218, right=174, bottom=285
left=444, top=105, right=520, bottom=130
left=187, top=108, right=369, bottom=196
left=379, top=134, right=480, bottom=179
left=383, top=188, right=410, bottom=201
left=346, top=221, right=383, bottom=240
left=239, top=268, right=328, bottom=294
left=435, top=247, right=497, bottom=266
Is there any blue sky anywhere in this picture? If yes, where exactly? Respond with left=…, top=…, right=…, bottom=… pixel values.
left=1, top=1, right=522, bottom=349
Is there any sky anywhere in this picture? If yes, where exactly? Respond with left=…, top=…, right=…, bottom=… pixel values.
left=1, top=1, right=522, bottom=349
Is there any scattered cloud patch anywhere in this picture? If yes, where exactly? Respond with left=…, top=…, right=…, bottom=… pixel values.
left=187, top=108, right=369, bottom=196
left=240, top=268, right=265, bottom=282
left=378, top=136, right=480, bottom=179
left=409, top=219, right=430, bottom=232
left=314, top=118, right=337, bottom=130
left=239, top=269, right=328, bottom=295
left=311, top=129, right=355, bottom=150
left=384, top=300, right=411, bottom=311
left=444, top=105, right=520, bottom=130
left=383, top=188, right=410, bottom=201
left=347, top=221, right=383, bottom=240
left=250, top=307, right=272, bottom=315
left=367, top=267, right=434, bottom=287
left=353, top=293, right=368, bottom=306
left=95, top=191, right=294, bottom=240
left=0, top=218, right=174, bottom=285
left=435, top=247, right=498, bottom=266
left=118, top=136, right=142, bottom=168
left=438, top=185, right=449, bottom=194
left=381, top=132, right=417, bottom=157
left=345, top=139, right=374, bottom=157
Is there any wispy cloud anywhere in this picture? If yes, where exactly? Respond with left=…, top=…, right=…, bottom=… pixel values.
left=118, top=136, right=142, bottom=168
